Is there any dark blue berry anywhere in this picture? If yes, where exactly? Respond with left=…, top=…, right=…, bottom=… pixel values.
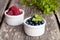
left=29, top=22, right=33, bottom=25
left=38, top=21, right=41, bottom=25
left=27, top=20, right=29, bottom=22
left=26, top=21, right=29, bottom=24
left=32, top=24, right=35, bottom=26
left=35, top=21, right=38, bottom=25
left=40, top=21, right=44, bottom=24
left=26, top=19, right=32, bottom=24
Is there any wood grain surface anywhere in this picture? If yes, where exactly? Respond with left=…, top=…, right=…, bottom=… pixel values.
left=0, top=0, right=9, bottom=23
left=0, top=0, right=60, bottom=40
left=56, top=9, right=60, bottom=23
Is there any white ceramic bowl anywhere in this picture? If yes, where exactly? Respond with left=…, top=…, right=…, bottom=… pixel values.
left=24, top=17, right=46, bottom=36
left=5, top=9, right=24, bottom=26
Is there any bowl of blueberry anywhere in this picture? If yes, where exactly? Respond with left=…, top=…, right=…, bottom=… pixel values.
left=24, top=14, right=46, bottom=36
left=5, top=5, right=24, bottom=26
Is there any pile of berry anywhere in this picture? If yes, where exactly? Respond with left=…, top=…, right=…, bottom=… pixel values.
left=7, top=6, right=22, bottom=15
left=26, top=16, right=44, bottom=26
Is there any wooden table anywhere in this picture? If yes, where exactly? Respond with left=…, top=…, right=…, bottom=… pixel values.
left=0, top=0, right=60, bottom=40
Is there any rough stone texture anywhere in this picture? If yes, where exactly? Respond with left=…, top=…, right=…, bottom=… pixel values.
left=0, top=0, right=9, bottom=23
left=0, top=0, right=60, bottom=40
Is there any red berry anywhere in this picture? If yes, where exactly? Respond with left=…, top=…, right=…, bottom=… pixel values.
left=7, top=5, right=22, bottom=15
left=7, top=11, right=13, bottom=15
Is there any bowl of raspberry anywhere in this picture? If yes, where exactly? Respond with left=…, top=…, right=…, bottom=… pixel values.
left=24, top=14, right=46, bottom=36
left=5, top=5, right=24, bottom=26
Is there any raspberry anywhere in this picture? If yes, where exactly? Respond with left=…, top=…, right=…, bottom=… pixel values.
left=7, top=5, right=22, bottom=15
left=9, top=6, right=21, bottom=15
left=7, top=10, right=13, bottom=15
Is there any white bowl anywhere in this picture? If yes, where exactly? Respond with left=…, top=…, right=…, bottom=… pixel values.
left=5, top=9, right=24, bottom=26
left=24, top=17, right=46, bottom=36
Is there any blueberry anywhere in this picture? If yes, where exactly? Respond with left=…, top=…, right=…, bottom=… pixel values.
left=26, top=21, right=30, bottom=24
left=31, top=21, right=37, bottom=26
left=27, top=20, right=29, bottom=22
left=32, top=24, right=35, bottom=26
left=40, top=21, right=44, bottom=24
left=27, top=18, right=32, bottom=22
left=29, top=21, right=33, bottom=25
left=34, top=24, right=38, bottom=26
left=26, top=19, right=31, bottom=24
left=26, top=21, right=28, bottom=24
left=30, top=21, right=35, bottom=26
left=38, top=22, right=41, bottom=25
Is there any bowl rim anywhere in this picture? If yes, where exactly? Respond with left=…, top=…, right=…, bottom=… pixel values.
left=5, top=9, right=24, bottom=17
left=24, top=17, right=46, bottom=28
